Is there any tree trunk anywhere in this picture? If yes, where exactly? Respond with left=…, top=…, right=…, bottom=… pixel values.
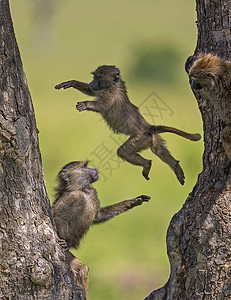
left=146, top=1, right=231, bottom=299
left=0, top=0, right=86, bottom=298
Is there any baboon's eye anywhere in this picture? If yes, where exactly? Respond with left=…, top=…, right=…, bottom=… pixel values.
left=113, top=73, right=120, bottom=83
left=206, top=73, right=213, bottom=78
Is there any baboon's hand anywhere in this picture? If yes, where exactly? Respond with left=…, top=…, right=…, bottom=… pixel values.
left=135, top=195, right=151, bottom=205
left=57, top=237, right=69, bottom=251
left=76, top=101, right=88, bottom=112
left=55, top=81, right=75, bottom=90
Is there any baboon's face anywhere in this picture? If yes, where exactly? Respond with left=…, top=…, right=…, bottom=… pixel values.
left=59, top=161, right=99, bottom=189
left=89, top=65, right=121, bottom=91
left=189, top=54, right=225, bottom=91
left=189, top=72, right=215, bottom=90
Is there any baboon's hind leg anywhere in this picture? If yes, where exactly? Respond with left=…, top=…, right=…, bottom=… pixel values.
left=150, top=135, right=185, bottom=185
left=117, top=133, right=153, bottom=180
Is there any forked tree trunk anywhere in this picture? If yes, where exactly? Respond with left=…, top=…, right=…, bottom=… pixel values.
left=146, top=1, right=231, bottom=299
left=0, top=0, right=86, bottom=298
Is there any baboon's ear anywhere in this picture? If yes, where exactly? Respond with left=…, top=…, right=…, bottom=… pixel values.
left=185, top=55, right=197, bottom=73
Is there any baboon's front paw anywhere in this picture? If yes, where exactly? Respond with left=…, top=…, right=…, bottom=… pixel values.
left=76, top=102, right=87, bottom=112
left=55, top=81, right=73, bottom=90
left=135, top=195, right=151, bottom=205
left=57, top=237, right=69, bottom=251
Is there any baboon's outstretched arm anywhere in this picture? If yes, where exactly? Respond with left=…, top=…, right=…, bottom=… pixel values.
left=93, top=195, right=150, bottom=224
left=55, top=80, right=95, bottom=96
left=76, top=100, right=103, bottom=113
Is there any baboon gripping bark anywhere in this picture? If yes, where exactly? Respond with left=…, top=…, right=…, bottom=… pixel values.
left=52, top=161, right=150, bottom=249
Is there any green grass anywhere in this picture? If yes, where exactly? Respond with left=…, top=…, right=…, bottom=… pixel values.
left=10, top=1, right=202, bottom=299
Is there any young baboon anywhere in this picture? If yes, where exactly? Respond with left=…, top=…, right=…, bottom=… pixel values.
left=188, top=54, right=231, bottom=159
left=55, top=66, right=201, bottom=185
left=52, top=161, right=150, bottom=250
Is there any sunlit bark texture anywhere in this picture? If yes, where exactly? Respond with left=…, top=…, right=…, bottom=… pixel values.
left=0, top=0, right=86, bottom=298
left=146, top=1, right=231, bottom=299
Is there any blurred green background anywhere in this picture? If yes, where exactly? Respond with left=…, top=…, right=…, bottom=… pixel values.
left=10, top=1, right=202, bottom=299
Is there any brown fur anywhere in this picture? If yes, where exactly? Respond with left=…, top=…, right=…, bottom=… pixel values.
left=52, top=161, right=150, bottom=249
left=189, top=54, right=229, bottom=78
left=55, top=66, right=201, bottom=184
left=188, top=54, right=231, bottom=159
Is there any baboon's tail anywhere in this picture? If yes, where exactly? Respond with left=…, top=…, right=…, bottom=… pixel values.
left=149, top=125, right=201, bottom=141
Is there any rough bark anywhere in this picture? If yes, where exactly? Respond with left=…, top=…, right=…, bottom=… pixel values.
left=146, top=1, right=231, bottom=299
left=0, top=0, right=86, bottom=298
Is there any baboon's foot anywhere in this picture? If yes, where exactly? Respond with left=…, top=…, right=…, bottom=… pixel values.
left=142, top=160, right=152, bottom=180
left=174, top=161, right=185, bottom=185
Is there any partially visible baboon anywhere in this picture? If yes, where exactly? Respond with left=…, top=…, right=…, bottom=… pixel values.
left=188, top=54, right=231, bottom=159
left=55, top=66, right=201, bottom=184
left=52, top=161, right=150, bottom=250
